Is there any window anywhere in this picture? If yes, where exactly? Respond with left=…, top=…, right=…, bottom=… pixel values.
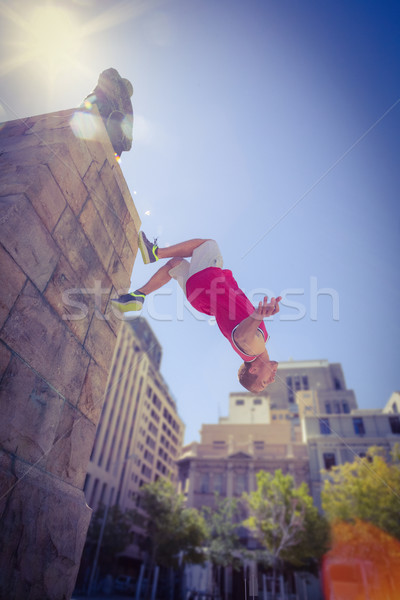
left=325, top=403, right=332, bottom=414
left=353, top=417, right=365, bottom=435
left=200, top=473, right=209, bottom=494
left=213, top=473, right=224, bottom=494
left=333, top=402, right=340, bottom=414
left=254, top=441, right=264, bottom=450
left=236, top=399, right=244, bottom=405
left=320, top=418, right=330, bottom=435
left=342, top=402, right=350, bottom=414
left=253, top=398, right=262, bottom=405
left=235, top=473, right=247, bottom=495
left=389, top=416, right=400, bottom=434
left=323, top=453, right=336, bottom=470
left=302, top=375, right=309, bottom=390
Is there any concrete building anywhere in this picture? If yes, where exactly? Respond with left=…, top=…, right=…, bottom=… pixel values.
left=177, top=388, right=309, bottom=509
left=303, top=409, right=400, bottom=509
left=84, top=317, right=185, bottom=563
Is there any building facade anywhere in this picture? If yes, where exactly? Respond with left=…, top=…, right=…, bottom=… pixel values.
left=84, top=317, right=185, bottom=562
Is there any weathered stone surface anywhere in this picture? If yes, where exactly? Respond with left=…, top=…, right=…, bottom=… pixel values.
left=84, top=315, right=116, bottom=372
left=107, top=249, right=131, bottom=290
left=119, top=235, right=136, bottom=275
left=44, top=254, right=93, bottom=344
left=53, top=204, right=110, bottom=288
left=0, top=354, right=64, bottom=465
left=99, top=159, right=128, bottom=225
left=77, top=359, right=108, bottom=425
left=0, top=341, right=11, bottom=381
left=0, top=456, right=92, bottom=600
left=45, top=143, right=88, bottom=216
left=78, top=198, right=114, bottom=273
left=0, top=193, right=60, bottom=291
left=123, top=206, right=140, bottom=254
left=1, top=281, right=90, bottom=404
left=84, top=161, right=126, bottom=255
left=0, top=164, right=66, bottom=232
left=44, top=401, right=96, bottom=488
left=105, top=291, right=125, bottom=337
left=112, top=162, right=141, bottom=233
left=0, top=244, right=27, bottom=328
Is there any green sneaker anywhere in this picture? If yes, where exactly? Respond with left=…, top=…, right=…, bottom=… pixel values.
left=138, top=231, right=159, bottom=264
left=111, top=290, right=146, bottom=313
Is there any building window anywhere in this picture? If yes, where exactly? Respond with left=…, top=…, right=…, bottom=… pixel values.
left=320, top=418, right=330, bottom=435
left=213, top=473, right=224, bottom=494
left=253, top=398, right=262, bottom=405
left=200, top=473, right=209, bottom=494
left=353, top=417, right=365, bottom=435
left=323, top=453, right=336, bottom=470
left=302, top=375, right=309, bottom=390
left=325, top=403, right=332, bottom=414
left=389, top=416, right=400, bottom=434
left=254, top=441, right=264, bottom=450
left=333, top=402, right=340, bottom=414
left=342, top=401, right=350, bottom=414
left=236, top=399, right=244, bottom=405
left=235, top=473, right=247, bottom=495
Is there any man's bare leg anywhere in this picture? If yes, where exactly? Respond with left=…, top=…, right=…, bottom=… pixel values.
left=112, top=238, right=210, bottom=311
left=157, top=238, right=210, bottom=259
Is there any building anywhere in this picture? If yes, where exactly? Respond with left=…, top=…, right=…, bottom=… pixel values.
left=84, top=317, right=185, bottom=564
left=177, top=359, right=399, bottom=600
left=178, top=391, right=309, bottom=513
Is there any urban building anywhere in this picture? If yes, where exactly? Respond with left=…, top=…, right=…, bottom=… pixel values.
left=302, top=410, right=400, bottom=509
left=84, top=317, right=185, bottom=564
left=177, top=359, right=399, bottom=600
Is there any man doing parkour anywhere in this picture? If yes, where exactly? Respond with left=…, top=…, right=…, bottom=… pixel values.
left=112, top=232, right=281, bottom=392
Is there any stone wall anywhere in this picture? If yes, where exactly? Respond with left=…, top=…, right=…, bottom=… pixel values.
left=0, top=107, right=140, bottom=599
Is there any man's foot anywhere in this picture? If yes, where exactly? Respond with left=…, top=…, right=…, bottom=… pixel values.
left=138, top=231, right=159, bottom=264
left=111, top=290, right=146, bottom=313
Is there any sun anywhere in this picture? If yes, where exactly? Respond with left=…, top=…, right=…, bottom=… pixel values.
left=22, top=5, right=82, bottom=75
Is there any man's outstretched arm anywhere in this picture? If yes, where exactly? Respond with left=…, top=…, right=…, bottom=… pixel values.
left=233, top=296, right=281, bottom=355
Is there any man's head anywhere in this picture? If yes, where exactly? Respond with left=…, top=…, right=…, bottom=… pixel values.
left=238, top=358, right=278, bottom=393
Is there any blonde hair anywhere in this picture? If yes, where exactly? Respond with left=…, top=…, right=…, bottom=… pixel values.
left=238, top=362, right=258, bottom=392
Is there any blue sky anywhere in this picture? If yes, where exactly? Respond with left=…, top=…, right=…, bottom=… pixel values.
left=1, top=0, right=399, bottom=443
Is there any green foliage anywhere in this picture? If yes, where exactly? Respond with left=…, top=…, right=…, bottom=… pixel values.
left=202, top=495, right=244, bottom=570
left=321, top=444, right=400, bottom=540
left=86, top=503, right=136, bottom=571
left=139, top=478, right=207, bottom=568
left=244, top=470, right=330, bottom=569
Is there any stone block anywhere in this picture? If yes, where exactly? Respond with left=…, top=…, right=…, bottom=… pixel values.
left=0, top=455, right=91, bottom=600
left=77, top=359, right=109, bottom=425
left=53, top=205, right=111, bottom=289
left=78, top=198, right=114, bottom=273
left=0, top=244, right=27, bottom=328
left=0, top=354, right=64, bottom=465
left=99, top=160, right=128, bottom=225
left=1, top=281, right=90, bottom=404
left=112, top=162, right=141, bottom=233
left=44, top=254, right=93, bottom=344
left=107, top=249, right=131, bottom=291
left=0, top=341, right=11, bottom=381
left=84, top=315, right=116, bottom=373
left=0, top=164, right=66, bottom=233
left=123, top=207, right=140, bottom=254
left=0, top=193, right=60, bottom=291
left=105, top=291, right=125, bottom=337
left=119, top=235, right=136, bottom=275
left=45, top=143, right=88, bottom=216
left=44, top=401, right=96, bottom=488
left=84, top=161, right=126, bottom=255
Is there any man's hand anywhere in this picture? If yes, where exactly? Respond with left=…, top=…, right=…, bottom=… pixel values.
left=252, top=296, right=282, bottom=320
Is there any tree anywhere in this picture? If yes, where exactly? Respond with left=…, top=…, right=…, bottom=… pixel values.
left=202, top=495, right=245, bottom=598
left=85, top=503, right=137, bottom=572
left=139, top=478, right=207, bottom=570
left=321, top=445, right=400, bottom=540
left=244, top=470, right=330, bottom=599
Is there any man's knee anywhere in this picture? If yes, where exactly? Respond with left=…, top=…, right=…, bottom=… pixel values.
left=167, top=257, right=185, bottom=269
